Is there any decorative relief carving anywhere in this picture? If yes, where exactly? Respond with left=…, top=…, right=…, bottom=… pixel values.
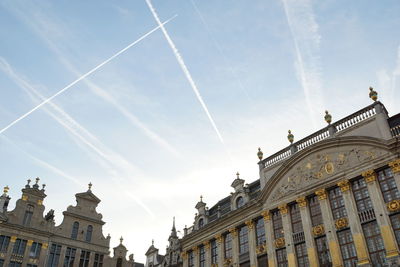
left=337, top=180, right=350, bottom=192
left=256, top=243, right=267, bottom=254
left=335, top=217, right=348, bottom=230
left=296, top=196, right=307, bottom=207
left=22, top=195, right=28, bottom=201
left=269, top=147, right=385, bottom=201
left=312, top=224, right=325, bottom=237
left=315, top=189, right=327, bottom=200
left=274, top=237, right=285, bottom=248
left=278, top=204, right=288, bottom=215
left=27, top=240, right=33, bottom=246
left=261, top=210, right=270, bottom=221
left=42, top=243, right=48, bottom=249
left=389, top=159, right=400, bottom=174
left=245, top=220, right=254, bottom=230
left=229, top=228, right=237, bottom=237
left=362, top=169, right=377, bottom=183
left=215, top=234, right=223, bottom=244
left=10, top=236, right=17, bottom=243
left=203, top=241, right=210, bottom=249
left=387, top=199, right=400, bottom=212
left=223, top=258, right=232, bottom=267
left=181, top=252, right=188, bottom=260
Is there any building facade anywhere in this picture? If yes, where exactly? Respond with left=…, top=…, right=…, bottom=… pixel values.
left=180, top=90, right=400, bottom=267
left=0, top=180, right=144, bottom=267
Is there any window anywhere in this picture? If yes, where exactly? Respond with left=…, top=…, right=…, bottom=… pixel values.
left=390, top=213, right=400, bottom=246
left=64, top=247, right=76, bottom=267
left=337, top=229, right=357, bottom=267
left=239, top=225, right=249, bottom=254
left=236, top=196, right=244, bottom=208
left=94, top=253, right=104, bottom=267
left=377, top=168, right=400, bottom=203
left=198, top=218, right=204, bottom=229
left=211, top=240, right=218, bottom=264
left=85, top=225, right=93, bottom=242
left=295, top=243, right=309, bottom=267
left=224, top=233, right=232, bottom=259
left=309, top=195, right=323, bottom=227
left=116, top=257, right=122, bottom=267
left=272, top=210, right=284, bottom=239
left=71, top=222, right=79, bottom=239
left=29, top=242, right=42, bottom=258
left=188, top=251, right=194, bottom=267
left=276, top=248, right=288, bottom=267
left=362, top=221, right=385, bottom=266
left=27, top=265, right=38, bottom=267
left=22, top=204, right=34, bottom=226
left=0, top=259, right=3, bottom=267
left=79, top=250, right=90, bottom=267
left=315, top=236, right=331, bottom=267
left=9, top=262, right=22, bottom=267
left=47, top=243, right=62, bottom=267
left=257, top=254, right=268, bottom=267
left=328, top=187, right=347, bottom=220
left=12, top=238, right=27, bottom=255
left=199, top=246, right=205, bottom=267
left=352, top=178, right=374, bottom=212
left=290, top=204, right=303, bottom=234
left=255, top=218, right=266, bottom=246
left=0, top=235, right=10, bottom=252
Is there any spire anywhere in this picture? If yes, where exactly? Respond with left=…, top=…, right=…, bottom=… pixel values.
left=170, top=217, right=177, bottom=238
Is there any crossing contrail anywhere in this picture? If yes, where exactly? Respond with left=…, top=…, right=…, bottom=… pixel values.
left=0, top=16, right=176, bottom=134
left=145, top=0, right=226, bottom=146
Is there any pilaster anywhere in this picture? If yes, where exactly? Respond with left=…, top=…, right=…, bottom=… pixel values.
left=337, top=179, right=371, bottom=266
left=4, top=235, right=16, bottom=264
left=58, top=245, right=67, bottom=267
left=245, top=220, right=258, bottom=267
left=88, top=249, right=95, bottom=267
left=39, top=242, right=48, bottom=266
left=203, top=241, right=211, bottom=267
left=389, top=159, right=400, bottom=193
left=296, top=197, right=318, bottom=267
left=181, top=251, right=188, bottom=267
left=315, top=188, right=343, bottom=267
left=73, top=248, right=80, bottom=267
left=229, top=228, right=239, bottom=266
left=193, top=246, right=199, bottom=267
left=22, top=239, right=33, bottom=266
left=362, top=170, right=400, bottom=264
left=279, top=204, right=296, bottom=267
left=262, top=210, right=277, bottom=267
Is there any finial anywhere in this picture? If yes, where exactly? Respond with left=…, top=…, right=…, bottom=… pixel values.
left=287, top=130, right=294, bottom=144
left=200, top=195, right=203, bottom=202
left=27, top=179, right=31, bottom=185
left=369, top=87, right=378, bottom=101
left=42, top=184, right=46, bottom=190
left=35, top=177, right=40, bottom=184
left=324, top=110, right=332, bottom=124
left=3, top=186, right=9, bottom=194
left=152, top=239, right=154, bottom=246
left=236, top=172, right=240, bottom=179
left=120, top=236, right=123, bottom=244
left=88, top=182, right=92, bottom=191
left=257, top=147, right=263, bottom=160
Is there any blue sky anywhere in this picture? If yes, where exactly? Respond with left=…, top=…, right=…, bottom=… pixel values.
left=0, top=0, right=399, bottom=261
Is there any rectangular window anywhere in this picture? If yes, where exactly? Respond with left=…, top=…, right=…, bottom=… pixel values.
left=377, top=168, right=400, bottom=203
left=295, top=242, right=309, bottom=267
left=276, top=248, right=288, bottom=267
left=211, top=240, right=218, bottom=264
left=257, top=254, right=268, bottom=267
left=9, top=262, right=22, bottom=267
left=199, top=246, right=205, bottom=267
left=64, top=247, right=76, bottom=267
left=29, top=242, right=42, bottom=258
left=328, top=187, right=347, bottom=220
left=362, top=221, right=385, bottom=266
left=309, top=195, right=323, bottom=227
left=0, top=235, right=10, bottom=252
left=352, top=178, right=374, bottom=213
left=188, top=251, right=194, bottom=267
left=290, top=204, right=303, bottom=234
left=224, top=233, right=232, bottom=259
left=22, top=205, right=34, bottom=226
left=12, top=238, right=27, bottom=255
left=337, top=229, right=357, bottom=267
left=79, top=250, right=90, bottom=267
left=0, top=259, right=4, bottom=267
left=272, top=210, right=284, bottom=239
left=315, top=236, right=331, bottom=266
left=390, top=213, right=400, bottom=246
left=239, top=225, right=249, bottom=254
left=255, top=218, right=266, bottom=246
left=94, top=253, right=104, bottom=267
left=47, top=243, right=62, bottom=267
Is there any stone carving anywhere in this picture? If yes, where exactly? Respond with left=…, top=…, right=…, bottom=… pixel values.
left=312, top=224, right=325, bottom=237
left=269, top=146, right=386, bottom=202
left=335, top=217, right=348, bottom=229
left=387, top=199, right=400, bottom=212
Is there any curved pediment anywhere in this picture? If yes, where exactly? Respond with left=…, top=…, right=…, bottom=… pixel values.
left=261, top=136, right=393, bottom=206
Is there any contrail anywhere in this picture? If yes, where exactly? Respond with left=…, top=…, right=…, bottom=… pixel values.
left=145, top=0, right=226, bottom=146
left=0, top=16, right=176, bottom=135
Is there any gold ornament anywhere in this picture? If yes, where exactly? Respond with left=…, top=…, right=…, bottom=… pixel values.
left=274, top=237, right=285, bottom=248
left=335, top=217, right=348, bottom=229
left=312, top=224, right=325, bottom=237
left=337, top=180, right=350, bottom=192
left=387, top=199, right=400, bottom=212
left=315, top=189, right=327, bottom=200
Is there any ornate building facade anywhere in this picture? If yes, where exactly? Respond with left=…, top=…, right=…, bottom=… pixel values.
left=180, top=90, right=400, bottom=267
left=0, top=180, right=144, bottom=267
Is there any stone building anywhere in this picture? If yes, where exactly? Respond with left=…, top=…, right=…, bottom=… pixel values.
left=180, top=89, right=400, bottom=267
left=0, top=180, right=144, bottom=267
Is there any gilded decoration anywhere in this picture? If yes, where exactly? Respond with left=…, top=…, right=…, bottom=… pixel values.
left=278, top=204, right=288, bottom=214
left=387, top=199, right=400, bottom=212
left=37, top=199, right=43, bottom=205
left=296, top=196, right=307, bottom=207
left=27, top=240, right=33, bottom=246
left=181, top=252, right=188, bottom=260
left=42, top=243, right=48, bottom=249
left=362, top=169, right=377, bottom=183
left=211, top=264, right=218, bottom=267
left=315, top=189, right=327, bottom=200
left=274, top=237, right=285, bottom=248
left=269, top=146, right=385, bottom=202
left=389, top=159, right=400, bottom=174
left=203, top=241, right=210, bottom=249
left=229, top=228, right=237, bottom=237
left=223, top=258, right=232, bottom=267
left=22, top=195, right=28, bottom=201
left=261, top=210, right=270, bottom=221
left=256, top=243, right=267, bottom=254
left=215, top=234, right=223, bottom=244
left=337, top=180, right=350, bottom=192
left=312, top=224, right=325, bottom=237
left=245, top=220, right=254, bottom=230
left=335, top=217, right=349, bottom=229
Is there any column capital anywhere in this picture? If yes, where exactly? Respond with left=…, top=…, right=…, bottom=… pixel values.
left=261, top=210, right=270, bottom=221
left=389, top=159, right=400, bottom=174
left=278, top=204, right=288, bottom=215
left=337, top=179, right=351, bottom=192
left=215, top=234, right=223, bottom=244
left=245, top=220, right=254, bottom=230
left=42, top=243, right=48, bottom=249
left=361, top=169, right=377, bottom=183
left=203, top=241, right=211, bottom=249
left=27, top=240, right=33, bottom=246
left=10, top=236, right=17, bottom=243
left=229, top=228, right=238, bottom=237
left=296, top=196, right=307, bottom=207
left=192, top=246, right=199, bottom=254
left=315, top=188, right=327, bottom=200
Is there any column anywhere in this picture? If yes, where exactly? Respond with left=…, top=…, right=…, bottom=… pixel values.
left=337, top=179, right=370, bottom=266
left=73, top=249, right=81, bottom=267
left=58, top=245, right=67, bottom=267
left=181, top=251, right=188, bottom=267
left=296, top=197, right=318, bottom=267
left=22, top=239, right=33, bottom=266
left=215, top=234, right=224, bottom=267
left=315, top=188, right=343, bottom=267
left=245, top=220, right=258, bottom=267
left=229, top=228, right=239, bottom=266
left=4, top=235, right=16, bottom=264
left=203, top=241, right=211, bottom=267
left=262, top=210, right=277, bottom=267
left=39, top=242, right=49, bottom=266
left=193, top=246, right=199, bottom=267
left=362, top=170, right=400, bottom=264
left=389, top=159, right=400, bottom=193
left=279, top=204, right=296, bottom=267
left=88, top=250, right=95, bottom=267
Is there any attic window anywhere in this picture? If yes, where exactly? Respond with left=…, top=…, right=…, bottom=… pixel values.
left=198, top=218, right=204, bottom=228
left=236, top=196, right=244, bottom=209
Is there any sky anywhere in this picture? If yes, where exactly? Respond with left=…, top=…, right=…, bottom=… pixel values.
left=0, top=0, right=399, bottom=262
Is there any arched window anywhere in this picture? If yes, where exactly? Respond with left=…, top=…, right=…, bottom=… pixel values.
left=116, top=257, right=123, bottom=267
left=22, top=204, right=34, bottom=226
left=86, top=225, right=93, bottom=242
left=236, top=196, right=244, bottom=208
left=198, top=218, right=204, bottom=228
left=71, top=221, right=79, bottom=239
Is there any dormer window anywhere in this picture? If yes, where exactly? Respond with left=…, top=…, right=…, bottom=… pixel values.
left=198, top=218, right=204, bottom=229
left=71, top=221, right=79, bottom=239
left=22, top=204, right=34, bottom=226
left=236, top=196, right=244, bottom=209
left=85, top=225, right=93, bottom=242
